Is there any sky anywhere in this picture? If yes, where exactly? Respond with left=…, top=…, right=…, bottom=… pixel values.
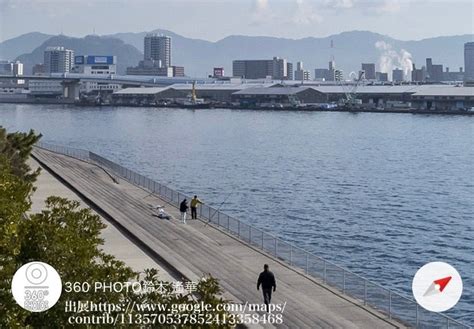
left=0, top=0, right=473, bottom=42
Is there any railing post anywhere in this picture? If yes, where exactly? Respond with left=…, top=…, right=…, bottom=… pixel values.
left=274, top=239, right=277, bottom=258
left=249, top=227, right=252, bottom=244
left=217, top=212, right=220, bottom=226
left=261, top=231, right=264, bottom=249
left=238, top=220, right=240, bottom=237
left=227, top=216, right=230, bottom=231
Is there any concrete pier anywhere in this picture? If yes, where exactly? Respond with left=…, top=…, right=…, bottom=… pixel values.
left=32, top=147, right=405, bottom=328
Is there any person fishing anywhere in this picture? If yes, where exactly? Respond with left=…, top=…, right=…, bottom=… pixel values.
left=257, top=264, right=276, bottom=312
left=180, top=199, right=189, bottom=224
left=190, top=195, right=204, bottom=219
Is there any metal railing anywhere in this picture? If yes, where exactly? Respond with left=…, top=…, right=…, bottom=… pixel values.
left=34, top=142, right=471, bottom=329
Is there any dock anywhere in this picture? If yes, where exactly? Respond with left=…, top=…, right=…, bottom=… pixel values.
left=32, top=147, right=405, bottom=328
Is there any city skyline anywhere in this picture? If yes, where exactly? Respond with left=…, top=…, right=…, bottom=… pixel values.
left=0, top=0, right=473, bottom=43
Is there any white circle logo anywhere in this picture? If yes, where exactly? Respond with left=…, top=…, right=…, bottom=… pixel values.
left=412, top=262, right=463, bottom=312
left=11, top=261, right=62, bottom=312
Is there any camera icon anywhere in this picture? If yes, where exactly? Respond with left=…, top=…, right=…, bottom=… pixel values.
left=11, top=261, right=62, bottom=312
left=25, top=263, right=48, bottom=286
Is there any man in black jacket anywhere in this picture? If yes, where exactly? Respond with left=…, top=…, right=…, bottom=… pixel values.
left=179, top=199, right=188, bottom=224
left=257, top=264, right=276, bottom=312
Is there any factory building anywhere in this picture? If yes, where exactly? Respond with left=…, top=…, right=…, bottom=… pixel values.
left=112, top=83, right=277, bottom=105
left=231, top=86, right=327, bottom=106
left=411, top=87, right=474, bottom=111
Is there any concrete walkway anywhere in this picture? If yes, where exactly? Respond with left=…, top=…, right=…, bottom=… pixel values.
left=28, top=158, right=176, bottom=282
left=32, top=148, right=406, bottom=329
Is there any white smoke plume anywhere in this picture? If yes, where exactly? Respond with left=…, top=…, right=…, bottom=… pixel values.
left=375, top=40, right=413, bottom=80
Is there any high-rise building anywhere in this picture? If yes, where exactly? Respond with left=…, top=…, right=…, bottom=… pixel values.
left=286, top=62, right=293, bottom=80
left=44, top=46, right=74, bottom=74
left=0, top=60, right=23, bottom=76
left=392, top=68, right=404, bottom=82
left=144, top=34, right=171, bottom=67
left=464, top=42, right=474, bottom=82
left=294, top=61, right=310, bottom=81
left=361, top=63, right=376, bottom=80
left=425, top=58, right=443, bottom=82
left=0, top=60, right=12, bottom=75
left=296, top=61, right=303, bottom=71
left=411, top=64, right=426, bottom=82
left=12, top=61, right=23, bottom=76
left=232, top=57, right=290, bottom=79
left=272, top=57, right=287, bottom=80
left=328, top=60, right=338, bottom=81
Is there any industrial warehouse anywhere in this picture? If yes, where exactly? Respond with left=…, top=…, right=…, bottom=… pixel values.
left=110, top=82, right=474, bottom=112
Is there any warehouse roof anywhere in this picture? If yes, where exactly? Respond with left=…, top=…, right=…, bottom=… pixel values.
left=169, top=83, right=276, bottom=91
left=309, top=85, right=438, bottom=94
left=114, top=87, right=169, bottom=95
left=411, top=87, right=474, bottom=97
left=233, top=86, right=317, bottom=95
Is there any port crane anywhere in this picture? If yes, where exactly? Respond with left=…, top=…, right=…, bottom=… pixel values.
left=340, top=71, right=365, bottom=107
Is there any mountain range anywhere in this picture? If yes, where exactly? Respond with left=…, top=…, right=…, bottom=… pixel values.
left=1, top=30, right=472, bottom=77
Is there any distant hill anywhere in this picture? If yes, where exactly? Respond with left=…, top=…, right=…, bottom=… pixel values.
left=15, top=35, right=143, bottom=75
left=108, top=30, right=474, bottom=77
left=8, top=30, right=473, bottom=77
left=0, top=32, right=53, bottom=61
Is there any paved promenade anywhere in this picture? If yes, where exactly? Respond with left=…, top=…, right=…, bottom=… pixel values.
left=28, top=158, right=176, bottom=282
left=32, top=147, right=405, bottom=329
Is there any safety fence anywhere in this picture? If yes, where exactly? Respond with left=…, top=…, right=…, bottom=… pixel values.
left=34, top=142, right=470, bottom=329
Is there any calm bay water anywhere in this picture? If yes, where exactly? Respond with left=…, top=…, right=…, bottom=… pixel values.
left=1, top=104, right=473, bottom=324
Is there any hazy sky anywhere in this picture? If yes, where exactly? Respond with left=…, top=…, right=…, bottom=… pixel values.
left=0, top=0, right=472, bottom=42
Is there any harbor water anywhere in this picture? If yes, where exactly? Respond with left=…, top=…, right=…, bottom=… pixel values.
left=1, top=104, right=472, bottom=324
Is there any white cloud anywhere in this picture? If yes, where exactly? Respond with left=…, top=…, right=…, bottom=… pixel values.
left=327, top=0, right=355, bottom=9
left=292, top=0, right=323, bottom=25
left=251, top=0, right=274, bottom=26
left=376, top=0, right=402, bottom=13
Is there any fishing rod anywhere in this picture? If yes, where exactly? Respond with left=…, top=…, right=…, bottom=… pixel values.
left=204, top=187, right=236, bottom=227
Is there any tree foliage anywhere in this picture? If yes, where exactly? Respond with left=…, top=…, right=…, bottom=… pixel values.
left=0, top=126, right=231, bottom=328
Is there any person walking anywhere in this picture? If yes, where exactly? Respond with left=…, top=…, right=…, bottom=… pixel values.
left=190, top=195, right=204, bottom=219
left=257, top=264, right=276, bottom=312
left=179, top=199, right=189, bottom=224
